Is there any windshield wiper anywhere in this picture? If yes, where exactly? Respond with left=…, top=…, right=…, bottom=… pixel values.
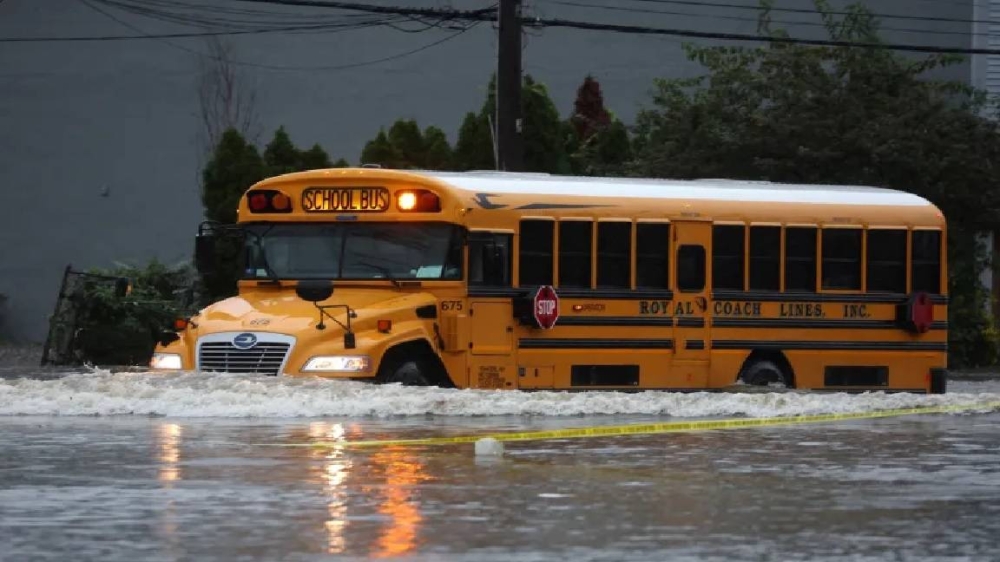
left=357, top=261, right=402, bottom=288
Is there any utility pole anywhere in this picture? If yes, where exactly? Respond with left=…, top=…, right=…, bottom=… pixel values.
left=496, top=0, right=523, bottom=171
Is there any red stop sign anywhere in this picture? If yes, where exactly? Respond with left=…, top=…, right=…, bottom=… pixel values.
left=532, top=285, right=560, bottom=329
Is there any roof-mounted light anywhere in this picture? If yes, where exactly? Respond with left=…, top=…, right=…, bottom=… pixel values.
left=246, top=189, right=293, bottom=213
left=396, top=189, right=441, bottom=212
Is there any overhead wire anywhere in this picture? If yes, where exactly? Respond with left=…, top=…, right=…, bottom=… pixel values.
left=90, top=0, right=416, bottom=32
left=549, top=0, right=994, bottom=39
left=620, top=0, right=1000, bottom=27
left=78, top=0, right=486, bottom=71
left=526, top=15, right=1000, bottom=55
left=4, top=0, right=1000, bottom=57
left=220, top=0, right=1000, bottom=55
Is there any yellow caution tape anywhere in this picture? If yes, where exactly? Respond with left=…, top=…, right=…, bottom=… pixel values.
left=287, top=400, right=1000, bottom=450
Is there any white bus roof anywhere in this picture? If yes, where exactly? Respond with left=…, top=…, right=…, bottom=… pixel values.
left=424, top=171, right=933, bottom=208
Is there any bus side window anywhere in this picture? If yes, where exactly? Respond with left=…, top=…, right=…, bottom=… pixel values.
left=821, top=228, right=862, bottom=290
left=866, top=229, right=907, bottom=293
left=677, top=245, right=706, bottom=292
left=749, top=226, right=781, bottom=291
left=636, top=223, right=670, bottom=289
left=519, top=220, right=554, bottom=286
left=597, top=222, right=632, bottom=288
left=559, top=221, right=593, bottom=288
left=785, top=226, right=817, bottom=292
left=712, top=224, right=745, bottom=290
left=469, top=233, right=512, bottom=287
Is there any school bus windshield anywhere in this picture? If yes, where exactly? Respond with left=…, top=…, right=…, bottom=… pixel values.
left=242, top=222, right=463, bottom=281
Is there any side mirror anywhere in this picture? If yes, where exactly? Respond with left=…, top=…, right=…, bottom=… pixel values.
left=114, top=277, right=131, bottom=298
left=296, top=280, right=334, bottom=303
left=194, top=233, right=217, bottom=275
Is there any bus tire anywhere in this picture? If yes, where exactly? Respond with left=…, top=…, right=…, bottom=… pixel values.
left=377, top=359, right=431, bottom=386
left=740, top=359, right=788, bottom=388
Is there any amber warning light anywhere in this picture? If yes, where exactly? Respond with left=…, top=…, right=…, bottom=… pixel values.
left=396, top=189, right=441, bottom=212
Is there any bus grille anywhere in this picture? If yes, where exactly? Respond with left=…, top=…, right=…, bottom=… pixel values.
left=198, top=342, right=290, bottom=376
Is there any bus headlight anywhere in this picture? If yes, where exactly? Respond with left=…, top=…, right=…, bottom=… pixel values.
left=150, top=353, right=183, bottom=370
left=302, top=355, right=371, bottom=372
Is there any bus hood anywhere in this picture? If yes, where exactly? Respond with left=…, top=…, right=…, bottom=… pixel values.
left=192, top=289, right=435, bottom=334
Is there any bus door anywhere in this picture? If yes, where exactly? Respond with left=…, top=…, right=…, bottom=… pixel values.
left=671, top=221, right=711, bottom=387
left=466, top=231, right=518, bottom=390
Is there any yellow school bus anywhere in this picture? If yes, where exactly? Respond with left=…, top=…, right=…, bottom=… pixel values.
left=150, top=167, right=948, bottom=393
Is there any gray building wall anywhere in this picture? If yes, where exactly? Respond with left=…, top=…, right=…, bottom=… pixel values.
left=0, top=0, right=975, bottom=342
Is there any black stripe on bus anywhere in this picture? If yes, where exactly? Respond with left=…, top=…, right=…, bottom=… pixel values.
left=676, top=317, right=705, bottom=328
left=555, top=289, right=675, bottom=300
left=467, top=287, right=524, bottom=298
left=686, top=340, right=705, bottom=350
left=558, top=317, right=674, bottom=327
left=469, top=288, right=947, bottom=304
left=713, top=290, right=948, bottom=305
left=712, top=318, right=948, bottom=330
left=467, top=288, right=674, bottom=300
left=712, top=340, right=947, bottom=352
left=519, top=338, right=674, bottom=349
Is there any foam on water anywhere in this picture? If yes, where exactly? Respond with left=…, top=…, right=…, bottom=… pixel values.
left=0, top=369, right=997, bottom=418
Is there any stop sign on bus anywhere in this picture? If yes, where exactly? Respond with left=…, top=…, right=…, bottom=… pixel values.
left=533, top=285, right=559, bottom=329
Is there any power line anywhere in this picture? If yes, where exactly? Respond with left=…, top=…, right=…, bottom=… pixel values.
left=528, top=15, right=1000, bottom=55
left=0, top=23, right=371, bottom=42
left=622, top=0, right=1000, bottom=27
left=223, top=0, right=496, bottom=22
left=79, top=0, right=481, bottom=71
left=7, top=0, right=1000, bottom=56
left=551, top=0, right=995, bottom=39
left=224, top=0, right=1000, bottom=56
left=93, top=0, right=472, bottom=33
left=544, top=17, right=999, bottom=55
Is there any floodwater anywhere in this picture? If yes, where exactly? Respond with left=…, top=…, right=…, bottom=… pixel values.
left=1, top=370, right=999, bottom=562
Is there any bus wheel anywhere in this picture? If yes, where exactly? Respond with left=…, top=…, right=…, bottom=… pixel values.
left=741, top=360, right=788, bottom=388
left=378, top=360, right=431, bottom=386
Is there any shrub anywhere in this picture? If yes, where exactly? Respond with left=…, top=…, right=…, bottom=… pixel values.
left=71, top=260, right=196, bottom=366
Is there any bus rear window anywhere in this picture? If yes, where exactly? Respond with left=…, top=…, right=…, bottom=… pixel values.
left=911, top=230, right=942, bottom=293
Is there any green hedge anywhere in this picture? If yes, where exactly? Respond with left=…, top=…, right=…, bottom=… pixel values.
left=72, top=260, right=195, bottom=366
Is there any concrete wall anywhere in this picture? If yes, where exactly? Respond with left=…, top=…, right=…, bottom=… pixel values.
left=0, top=0, right=974, bottom=342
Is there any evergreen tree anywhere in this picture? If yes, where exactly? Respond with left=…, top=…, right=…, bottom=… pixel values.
left=567, top=75, right=631, bottom=176
left=263, top=126, right=301, bottom=177
left=452, top=73, right=570, bottom=173
left=570, top=75, right=612, bottom=141
left=387, top=119, right=426, bottom=168
left=360, top=130, right=400, bottom=168
left=300, top=144, right=333, bottom=169
left=201, top=128, right=264, bottom=224
left=359, top=120, right=454, bottom=170
left=521, top=75, right=572, bottom=174
left=199, top=128, right=264, bottom=301
left=423, top=126, right=454, bottom=170
left=452, top=111, right=495, bottom=170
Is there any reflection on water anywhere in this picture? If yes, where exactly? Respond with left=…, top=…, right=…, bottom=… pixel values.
left=157, top=423, right=182, bottom=483
left=154, top=423, right=183, bottom=558
left=307, top=422, right=352, bottom=555
left=299, top=422, right=433, bottom=558
left=368, top=447, right=431, bottom=559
